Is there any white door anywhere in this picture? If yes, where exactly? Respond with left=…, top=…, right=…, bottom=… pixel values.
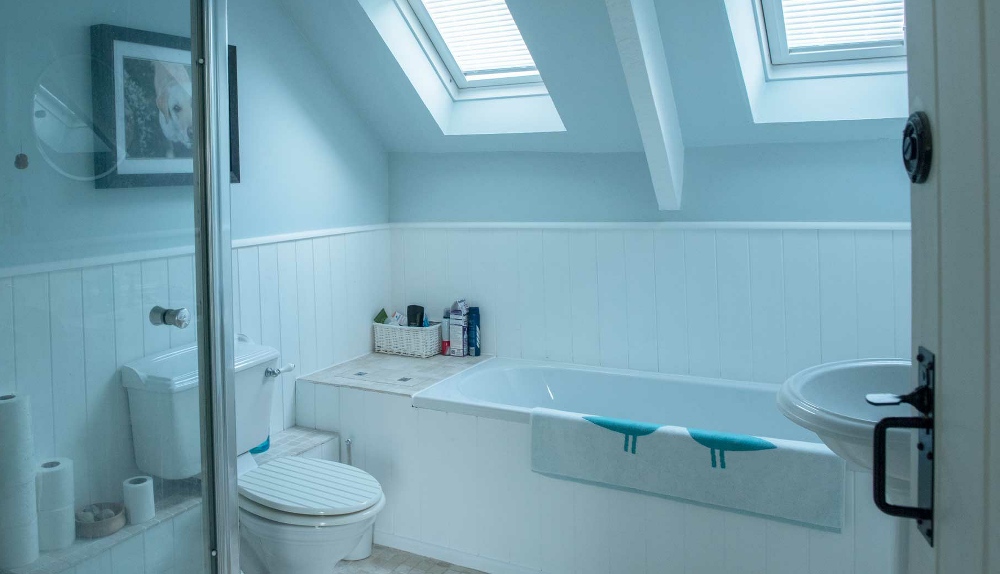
left=905, top=1, right=999, bottom=573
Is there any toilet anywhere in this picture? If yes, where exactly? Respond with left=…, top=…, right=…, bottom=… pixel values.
left=122, top=336, right=385, bottom=573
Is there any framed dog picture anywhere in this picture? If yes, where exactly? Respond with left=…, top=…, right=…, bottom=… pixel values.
left=90, top=24, right=241, bottom=188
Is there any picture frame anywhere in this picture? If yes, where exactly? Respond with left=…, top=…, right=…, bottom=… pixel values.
left=90, top=24, right=241, bottom=188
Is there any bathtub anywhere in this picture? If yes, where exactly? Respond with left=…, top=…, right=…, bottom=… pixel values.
left=310, top=357, right=901, bottom=573
left=412, top=357, right=819, bottom=445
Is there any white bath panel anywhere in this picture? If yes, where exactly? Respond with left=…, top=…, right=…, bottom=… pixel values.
left=474, top=416, right=515, bottom=562
left=606, top=488, right=647, bottom=574
left=537, top=473, right=578, bottom=574
left=389, top=393, right=422, bottom=541
left=684, top=504, right=727, bottom=574
left=506, top=422, right=542, bottom=570
left=573, top=482, right=611, bottom=574
left=446, top=412, right=479, bottom=556
left=364, top=391, right=399, bottom=536
left=643, top=495, right=686, bottom=574
left=723, top=512, right=767, bottom=574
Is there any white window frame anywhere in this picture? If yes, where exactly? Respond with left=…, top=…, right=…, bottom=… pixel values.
left=759, top=0, right=906, bottom=66
left=405, top=0, right=543, bottom=90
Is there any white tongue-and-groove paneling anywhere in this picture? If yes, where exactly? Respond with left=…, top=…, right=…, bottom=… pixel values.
left=0, top=222, right=903, bottom=514
left=390, top=224, right=911, bottom=382
left=0, top=228, right=390, bottom=509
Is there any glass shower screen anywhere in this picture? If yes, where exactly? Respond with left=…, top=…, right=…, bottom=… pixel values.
left=0, top=0, right=231, bottom=572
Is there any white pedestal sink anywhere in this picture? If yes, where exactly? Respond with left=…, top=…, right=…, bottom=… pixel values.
left=778, top=359, right=913, bottom=487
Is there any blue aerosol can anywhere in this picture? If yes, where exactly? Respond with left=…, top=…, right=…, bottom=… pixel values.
left=468, top=307, right=481, bottom=356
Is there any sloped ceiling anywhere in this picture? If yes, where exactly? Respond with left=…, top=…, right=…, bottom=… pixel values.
left=653, top=0, right=904, bottom=147
left=277, top=0, right=644, bottom=152
left=276, top=0, right=902, bottom=152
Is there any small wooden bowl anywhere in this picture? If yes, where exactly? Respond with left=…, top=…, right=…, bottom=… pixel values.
left=76, top=502, right=126, bottom=539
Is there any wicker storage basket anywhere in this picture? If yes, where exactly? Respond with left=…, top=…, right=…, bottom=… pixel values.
left=374, top=322, right=441, bottom=358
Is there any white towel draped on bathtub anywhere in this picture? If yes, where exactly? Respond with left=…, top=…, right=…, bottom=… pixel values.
left=530, top=407, right=846, bottom=529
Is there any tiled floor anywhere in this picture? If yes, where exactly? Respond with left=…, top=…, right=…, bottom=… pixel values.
left=300, top=352, right=490, bottom=396
left=333, top=546, right=483, bottom=574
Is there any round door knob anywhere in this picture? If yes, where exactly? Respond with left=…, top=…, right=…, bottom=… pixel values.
left=902, top=111, right=932, bottom=184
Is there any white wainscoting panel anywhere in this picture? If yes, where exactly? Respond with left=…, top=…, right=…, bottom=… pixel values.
left=0, top=228, right=390, bottom=509
left=391, top=226, right=911, bottom=382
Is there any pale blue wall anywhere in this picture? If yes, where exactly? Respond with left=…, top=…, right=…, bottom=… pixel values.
left=389, top=139, right=909, bottom=222
left=0, top=0, right=386, bottom=269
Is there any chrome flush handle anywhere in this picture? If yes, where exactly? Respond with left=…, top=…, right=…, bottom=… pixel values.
left=265, top=363, right=295, bottom=378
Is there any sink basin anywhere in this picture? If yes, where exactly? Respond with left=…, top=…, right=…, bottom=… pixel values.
left=778, top=359, right=913, bottom=484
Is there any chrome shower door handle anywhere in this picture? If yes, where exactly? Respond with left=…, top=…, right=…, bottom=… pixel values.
left=149, top=306, right=191, bottom=329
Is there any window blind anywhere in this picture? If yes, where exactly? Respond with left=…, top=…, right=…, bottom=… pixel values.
left=781, top=0, right=905, bottom=52
left=421, top=0, right=538, bottom=81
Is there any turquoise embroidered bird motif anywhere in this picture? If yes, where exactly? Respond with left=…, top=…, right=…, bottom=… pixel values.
left=687, top=429, right=776, bottom=469
left=584, top=416, right=663, bottom=454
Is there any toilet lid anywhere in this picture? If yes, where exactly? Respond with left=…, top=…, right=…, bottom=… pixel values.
left=237, top=457, right=382, bottom=516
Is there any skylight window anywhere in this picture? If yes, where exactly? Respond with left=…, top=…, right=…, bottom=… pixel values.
left=761, top=0, right=906, bottom=65
left=408, top=0, right=542, bottom=88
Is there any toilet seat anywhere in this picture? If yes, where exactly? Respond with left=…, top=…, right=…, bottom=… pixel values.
left=238, top=457, right=383, bottom=527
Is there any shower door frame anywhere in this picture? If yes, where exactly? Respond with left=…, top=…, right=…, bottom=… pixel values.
left=191, top=0, right=240, bottom=572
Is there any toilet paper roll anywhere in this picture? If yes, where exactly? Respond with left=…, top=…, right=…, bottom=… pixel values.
left=35, top=458, right=74, bottom=512
left=123, top=476, right=155, bottom=524
left=0, top=480, right=38, bottom=528
left=37, top=505, right=75, bottom=551
left=0, top=516, right=39, bottom=569
left=0, top=394, right=35, bottom=487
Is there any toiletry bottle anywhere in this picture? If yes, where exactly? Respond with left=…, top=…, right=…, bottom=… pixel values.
left=468, top=307, right=481, bottom=356
left=441, top=308, right=451, bottom=355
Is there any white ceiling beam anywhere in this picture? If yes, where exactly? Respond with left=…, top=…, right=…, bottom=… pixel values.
left=605, top=0, right=684, bottom=210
